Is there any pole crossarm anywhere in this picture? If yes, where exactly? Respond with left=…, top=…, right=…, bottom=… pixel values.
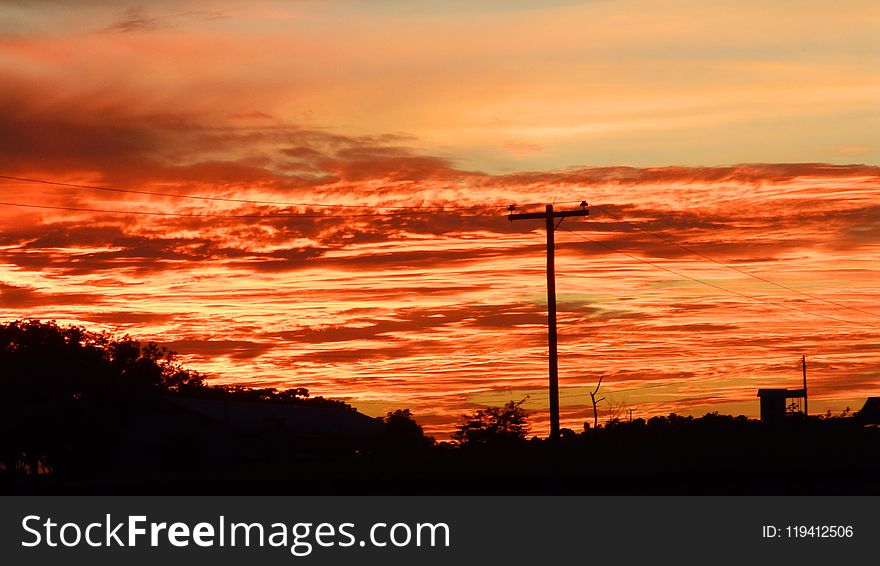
left=508, top=209, right=589, bottom=221
left=506, top=201, right=589, bottom=441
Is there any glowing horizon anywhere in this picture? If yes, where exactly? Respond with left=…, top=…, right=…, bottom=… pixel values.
left=1, top=1, right=878, bottom=437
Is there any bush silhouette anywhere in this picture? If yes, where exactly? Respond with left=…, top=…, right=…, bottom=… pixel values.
left=451, top=399, right=529, bottom=448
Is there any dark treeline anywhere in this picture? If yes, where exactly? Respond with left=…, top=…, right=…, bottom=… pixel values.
left=2, top=320, right=879, bottom=495
left=370, top=408, right=880, bottom=495
left=0, top=320, right=353, bottom=486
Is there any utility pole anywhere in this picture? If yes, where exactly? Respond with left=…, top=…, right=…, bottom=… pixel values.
left=802, top=355, right=808, bottom=416
left=508, top=201, right=589, bottom=440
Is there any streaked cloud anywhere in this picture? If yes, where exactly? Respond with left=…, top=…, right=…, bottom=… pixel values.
left=0, top=0, right=877, bottom=436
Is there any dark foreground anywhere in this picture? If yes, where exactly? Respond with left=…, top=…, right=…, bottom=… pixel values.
left=3, top=320, right=877, bottom=495
left=5, top=412, right=879, bottom=495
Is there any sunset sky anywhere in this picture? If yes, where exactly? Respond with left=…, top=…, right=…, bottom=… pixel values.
left=1, top=0, right=878, bottom=436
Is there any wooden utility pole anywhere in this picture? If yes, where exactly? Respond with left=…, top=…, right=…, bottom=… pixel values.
left=509, top=202, right=589, bottom=440
left=802, top=355, right=808, bottom=416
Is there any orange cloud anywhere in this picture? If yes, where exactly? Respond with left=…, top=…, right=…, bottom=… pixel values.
left=2, top=1, right=878, bottom=437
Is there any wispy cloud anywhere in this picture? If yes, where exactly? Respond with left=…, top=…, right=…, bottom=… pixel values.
left=100, top=6, right=162, bottom=33
left=98, top=5, right=227, bottom=34
left=1, top=0, right=878, bottom=436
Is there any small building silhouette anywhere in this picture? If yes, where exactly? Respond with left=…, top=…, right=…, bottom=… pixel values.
left=757, top=388, right=806, bottom=422
left=856, top=397, right=880, bottom=425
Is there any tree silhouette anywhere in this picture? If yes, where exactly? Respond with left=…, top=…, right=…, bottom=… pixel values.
left=197, top=384, right=354, bottom=411
left=0, top=319, right=365, bottom=482
left=375, top=409, right=435, bottom=453
left=0, top=319, right=205, bottom=477
left=589, top=375, right=605, bottom=429
left=604, top=395, right=629, bottom=426
left=451, top=399, right=529, bottom=448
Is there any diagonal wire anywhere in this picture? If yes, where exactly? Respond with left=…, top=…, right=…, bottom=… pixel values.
left=590, top=203, right=880, bottom=319
left=559, top=226, right=880, bottom=330
left=0, top=200, right=482, bottom=219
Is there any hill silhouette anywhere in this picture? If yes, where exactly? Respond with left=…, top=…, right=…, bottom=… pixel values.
left=0, top=319, right=365, bottom=489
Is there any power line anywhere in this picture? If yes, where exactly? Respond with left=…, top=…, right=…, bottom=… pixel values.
left=590, top=203, right=880, bottom=320
left=558, top=381, right=680, bottom=400
left=559, top=226, right=880, bottom=330
left=0, top=200, right=483, bottom=219
left=3, top=189, right=876, bottom=328
left=0, top=174, right=509, bottom=212
left=489, top=381, right=684, bottom=404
